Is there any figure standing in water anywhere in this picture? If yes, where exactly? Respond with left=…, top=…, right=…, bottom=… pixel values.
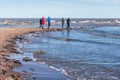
left=67, top=18, right=71, bottom=29
left=39, top=18, right=42, bottom=28
left=61, top=18, right=65, bottom=30
left=47, top=16, right=51, bottom=29
left=41, top=17, right=45, bottom=29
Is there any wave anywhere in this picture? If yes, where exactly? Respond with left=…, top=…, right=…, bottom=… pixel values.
left=0, top=19, right=119, bottom=28
left=81, top=29, right=120, bottom=39
left=49, top=66, right=76, bottom=80
left=0, top=20, right=12, bottom=25
left=78, top=19, right=120, bottom=25
left=0, top=20, right=32, bottom=25
left=115, top=19, right=120, bottom=24
left=46, top=35, right=120, bottom=46
left=79, top=20, right=91, bottom=23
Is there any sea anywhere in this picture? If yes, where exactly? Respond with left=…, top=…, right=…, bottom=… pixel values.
left=1, top=18, right=120, bottom=80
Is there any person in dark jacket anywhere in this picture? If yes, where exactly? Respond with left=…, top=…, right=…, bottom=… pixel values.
left=47, top=16, right=51, bottom=29
left=41, top=17, right=45, bottom=29
left=39, top=18, right=42, bottom=28
left=67, top=18, right=70, bottom=29
left=61, top=18, right=65, bottom=30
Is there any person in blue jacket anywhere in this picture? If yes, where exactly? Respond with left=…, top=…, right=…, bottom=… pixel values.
left=47, top=16, right=51, bottom=29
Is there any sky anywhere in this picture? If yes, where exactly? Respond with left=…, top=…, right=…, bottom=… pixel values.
left=0, top=0, right=119, bottom=18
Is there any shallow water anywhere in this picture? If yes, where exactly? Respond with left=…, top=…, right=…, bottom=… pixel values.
left=13, top=26, right=120, bottom=80
left=10, top=55, right=70, bottom=80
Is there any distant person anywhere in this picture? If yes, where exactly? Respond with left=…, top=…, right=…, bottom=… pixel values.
left=41, top=17, right=45, bottom=29
left=47, top=16, right=51, bottom=29
left=61, top=18, right=65, bottom=30
left=39, top=18, right=42, bottom=28
left=67, top=18, right=71, bottom=29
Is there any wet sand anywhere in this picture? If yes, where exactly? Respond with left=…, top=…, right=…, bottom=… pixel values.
left=0, top=28, right=65, bottom=80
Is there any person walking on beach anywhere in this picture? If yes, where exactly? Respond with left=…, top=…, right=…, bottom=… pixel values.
left=39, top=18, right=42, bottom=28
left=41, top=17, right=45, bottom=29
left=67, top=18, right=71, bottom=29
left=61, top=18, right=65, bottom=30
left=47, top=16, right=51, bottom=29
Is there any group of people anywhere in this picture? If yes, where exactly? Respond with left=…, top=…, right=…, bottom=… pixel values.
left=39, top=17, right=71, bottom=29
left=61, top=18, right=71, bottom=29
left=39, top=17, right=50, bottom=29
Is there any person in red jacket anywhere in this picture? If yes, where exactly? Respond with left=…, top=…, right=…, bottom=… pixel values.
left=41, top=17, right=45, bottom=29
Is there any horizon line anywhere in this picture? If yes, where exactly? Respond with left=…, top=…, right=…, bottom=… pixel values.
left=0, top=17, right=120, bottom=19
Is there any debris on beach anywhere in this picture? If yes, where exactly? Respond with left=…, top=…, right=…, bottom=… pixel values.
left=34, top=51, right=46, bottom=54
left=5, top=74, right=21, bottom=80
left=22, top=57, right=32, bottom=62
left=22, top=70, right=32, bottom=75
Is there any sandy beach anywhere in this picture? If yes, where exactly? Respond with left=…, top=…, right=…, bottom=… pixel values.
left=0, top=28, right=51, bottom=80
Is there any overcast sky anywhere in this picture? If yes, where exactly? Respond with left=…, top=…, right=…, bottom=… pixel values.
left=0, top=0, right=119, bottom=18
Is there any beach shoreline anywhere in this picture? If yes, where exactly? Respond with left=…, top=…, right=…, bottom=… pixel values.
left=0, top=28, right=65, bottom=80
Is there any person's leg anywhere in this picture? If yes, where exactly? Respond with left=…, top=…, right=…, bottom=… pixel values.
left=48, top=22, right=50, bottom=29
left=42, top=24, right=44, bottom=29
left=43, top=24, right=44, bottom=28
left=68, top=23, right=70, bottom=28
left=62, top=23, right=63, bottom=29
left=67, top=23, right=69, bottom=29
left=40, top=24, right=41, bottom=28
left=49, top=22, right=51, bottom=27
left=68, top=22, right=70, bottom=29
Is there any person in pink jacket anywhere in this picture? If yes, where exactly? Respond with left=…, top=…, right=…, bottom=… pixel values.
left=41, top=17, right=45, bottom=29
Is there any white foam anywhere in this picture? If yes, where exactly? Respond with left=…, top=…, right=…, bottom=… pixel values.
left=57, top=21, right=61, bottom=24
left=108, top=76, right=119, bottom=80
left=3, top=20, right=12, bottom=24
left=38, top=62, right=46, bottom=65
left=51, top=20, right=56, bottom=23
left=32, top=58, right=37, bottom=61
left=49, top=66, right=72, bottom=79
left=15, top=41, right=23, bottom=53
left=115, top=19, right=120, bottom=23
left=71, top=21, right=77, bottom=24
left=61, top=69, right=68, bottom=76
left=49, top=66, right=61, bottom=72
left=79, top=20, right=91, bottom=23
